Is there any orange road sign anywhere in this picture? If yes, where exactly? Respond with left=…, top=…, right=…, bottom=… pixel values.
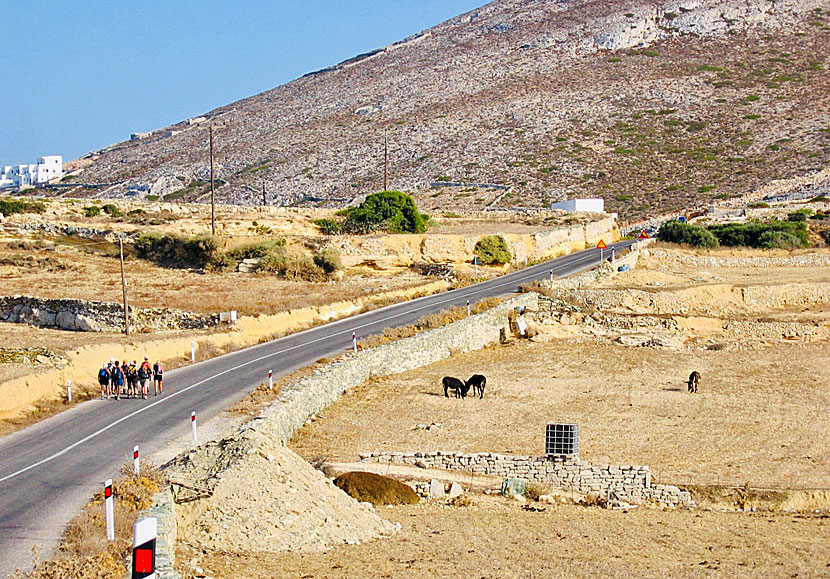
left=596, top=239, right=607, bottom=249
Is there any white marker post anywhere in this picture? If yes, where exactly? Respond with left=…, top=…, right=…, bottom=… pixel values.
left=191, top=411, right=197, bottom=444
left=352, top=332, right=357, bottom=354
left=105, top=478, right=115, bottom=541
left=190, top=341, right=196, bottom=363
left=268, top=370, right=273, bottom=390
left=466, top=300, right=470, bottom=316
left=133, top=445, right=140, bottom=477
left=549, top=269, right=554, bottom=282
left=67, top=379, right=72, bottom=402
left=131, top=517, right=157, bottom=579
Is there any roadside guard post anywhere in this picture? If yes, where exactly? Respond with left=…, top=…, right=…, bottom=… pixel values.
left=268, top=369, right=273, bottom=390
left=67, top=379, right=72, bottom=403
left=133, top=445, right=140, bottom=476
left=352, top=332, right=357, bottom=354
left=191, top=411, right=197, bottom=444
left=131, top=516, right=157, bottom=579
left=105, top=478, right=115, bottom=541
left=467, top=300, right=470, bottom=316
left=190, top=341, right=196, bottom=362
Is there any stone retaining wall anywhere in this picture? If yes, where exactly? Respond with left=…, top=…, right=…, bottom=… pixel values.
left=0, top=295, right=219, bottom=332
left=245, top=293, right=538, bottom=444
left=132, top=489, right=180, bottom=579
left=359, top=451, right=694, bottom=507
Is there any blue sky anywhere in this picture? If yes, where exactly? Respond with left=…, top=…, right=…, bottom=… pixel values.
left=0, top=1, right=484, bottom=164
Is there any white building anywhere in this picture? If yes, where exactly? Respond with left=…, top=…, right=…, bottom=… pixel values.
left=0, top=156, right=64, bottom=189
left=550, top=198, right=605, bottom=213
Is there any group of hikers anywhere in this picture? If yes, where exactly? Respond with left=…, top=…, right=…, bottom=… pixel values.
left=98, top=357, right=163, bottom=400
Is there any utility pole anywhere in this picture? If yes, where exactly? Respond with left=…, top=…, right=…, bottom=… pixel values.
left=119, top=237, right=130, bottom=336
left=383, top=127, right=388, bottom=192
left=209, top=125, right=216, bottom=236
left=262, top=181, right=266, bottom=206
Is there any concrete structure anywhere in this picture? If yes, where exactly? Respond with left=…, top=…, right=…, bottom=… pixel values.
left=0, top=156, right=63, bottom=189
left=551, top=198, right=605, bottom=213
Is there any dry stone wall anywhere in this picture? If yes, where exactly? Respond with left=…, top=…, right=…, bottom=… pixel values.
left=0, top=296, right=220, bottom=332
left=359, top=451, right=694, bottom=507
left=245, top=293, right=538, bottom=444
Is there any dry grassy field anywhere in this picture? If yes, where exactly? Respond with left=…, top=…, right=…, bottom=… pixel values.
left=181, top=497, right=830, bottom=578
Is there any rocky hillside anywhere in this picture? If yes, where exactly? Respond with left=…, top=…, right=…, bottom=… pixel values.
left=65, top=0, right=829, bottom=221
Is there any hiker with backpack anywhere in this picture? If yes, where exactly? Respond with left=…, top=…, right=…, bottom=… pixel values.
left=137, top=357, right=152, bottom=399
left=153, top=360, right=164, bottom=396
left=110, top=360, right=125, bottom=400
left=98, top=363, right=111, bottom=399
left=125, top=360, right=138, bottom=398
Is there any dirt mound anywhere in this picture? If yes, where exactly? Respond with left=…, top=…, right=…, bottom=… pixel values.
left=165, top=432, right=398, bottom=553
left=334, top=471, right=420, bottom=506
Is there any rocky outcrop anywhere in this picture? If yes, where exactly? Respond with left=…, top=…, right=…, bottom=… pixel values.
left=0, top=296, right=220, bottom=333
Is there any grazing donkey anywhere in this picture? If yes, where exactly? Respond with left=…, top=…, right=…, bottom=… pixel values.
left=688, top=371, right=701, bottom=393
left=442, top=376, right=469, bottom=398
left=466, top=374, right=486, bottom=399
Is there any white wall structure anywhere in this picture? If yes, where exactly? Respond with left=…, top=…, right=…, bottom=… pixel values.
left=550, top=198, right=605, bottom=213
left=0, top=156, right=64, bottom=189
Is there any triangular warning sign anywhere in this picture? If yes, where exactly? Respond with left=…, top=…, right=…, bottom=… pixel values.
left=638, top=229, right=649, bottom=239
left=596, top=239, right=607, bottom=249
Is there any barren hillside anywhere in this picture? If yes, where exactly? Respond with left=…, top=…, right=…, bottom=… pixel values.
left=63, top=0, right=829, bottom=220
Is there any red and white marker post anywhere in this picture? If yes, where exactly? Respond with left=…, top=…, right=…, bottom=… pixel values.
left=268, top=370, right=273, bottom=390
left=104, top=478, right=115, bottom=541
left=131, top=517, right=157, bottom=579
left=191, top=411, right=197, bottom=444
left=133, top=445, right=140, bottom=476
left=466, top=300, right=470, bottom=316
left=352, top=332, right=357, bottom=354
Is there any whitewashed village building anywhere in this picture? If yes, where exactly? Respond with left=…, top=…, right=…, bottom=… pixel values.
left=550, top=198, right=605, bottom=213
left=0, top=156, right=64, bottom=189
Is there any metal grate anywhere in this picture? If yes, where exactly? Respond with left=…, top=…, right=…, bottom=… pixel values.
left=545, top=423, right=579, bottom=456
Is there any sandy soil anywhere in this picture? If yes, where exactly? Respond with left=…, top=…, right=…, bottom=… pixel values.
left=291, top=339, right=830, bottom=489
left=179, top=497, right=830, bottom=578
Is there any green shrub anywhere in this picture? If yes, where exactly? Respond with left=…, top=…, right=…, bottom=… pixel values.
left=0, top=198, right=46, bottom=215
left=821, top=230, right=830, bottom=245
left=102, top=204, right=121, bottom=216
left=747, top=202, right=769, bottom=208
left=313, top=218, right=343, bottom=235
left=343, top=191, right=428, bottom=234
left=787, top=209, right=813, bottom=222
left=83, top=205, right=101, bottom=217
left=333, top=471, right=419, bottom=505
left=134, top=233, right=220, bottom=267
left=317, top=191, right=428, bottom=235
left=474, top=235, right=512, bottom=265
left=313, top=248, right=342, bottom=274
left=708, top=221, right=808, bottom=248
left=657, top=220, right=720, bottom=248
left=758, top=230, right=803, bottom=249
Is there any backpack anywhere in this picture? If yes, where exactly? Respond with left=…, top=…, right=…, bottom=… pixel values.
left=112, top=367, right=124, bottom=385
left=98, top=368, right=110, bottom=383
left=126, top=364, right=137, bottom=379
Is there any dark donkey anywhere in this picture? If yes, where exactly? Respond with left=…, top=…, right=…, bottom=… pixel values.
left=688, top=371, right=701, bottom=393
left=443, top=376, right=469, bottom=398
left=466, top=374, right=486, bottom=399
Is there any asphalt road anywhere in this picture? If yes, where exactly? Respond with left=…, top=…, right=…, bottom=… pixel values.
left=0, top=239, right=634, bottom=575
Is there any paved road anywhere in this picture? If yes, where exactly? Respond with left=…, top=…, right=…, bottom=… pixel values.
left=0, top=240, right=634, bottom=575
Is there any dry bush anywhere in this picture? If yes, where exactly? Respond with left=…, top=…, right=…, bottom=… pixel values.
left=334, top=471, right=420, bottom=505
left=194, top=341, right=224, bottom=362
left=580, top=493, right=608, bottom=508
left=13, top=462, right=165, bottom=578
left=449, top=494, right=476, bottom=507
left=524, top=482, right=551, bottom=502
left=360, top=297, right=504, bottom=349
